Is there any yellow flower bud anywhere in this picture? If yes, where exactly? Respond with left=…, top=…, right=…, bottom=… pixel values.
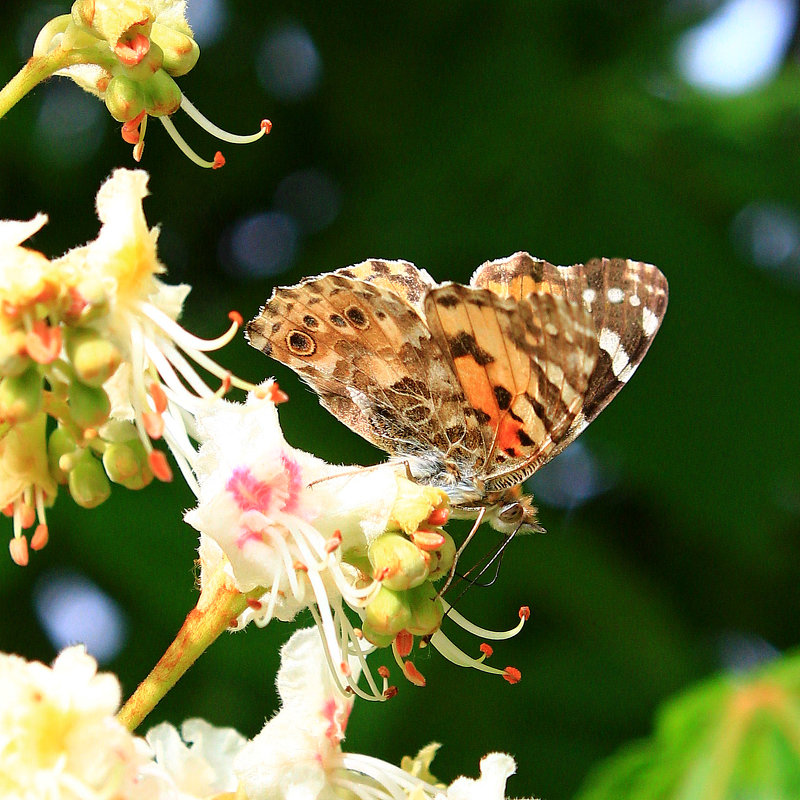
left=369, top=533, right=430, bottom=591
left=363, top=586, right=412, bottom=640
left=405, top=582, right=444, bottom=637
left=150, top=22, right=200, bottom=77
left=104, top=75, right=146, bottom=122
left=103, top=440, right=152, bottom=489
left=426, top=531, right=456, bottom=582
left=66, top=327, right=122, bottom=387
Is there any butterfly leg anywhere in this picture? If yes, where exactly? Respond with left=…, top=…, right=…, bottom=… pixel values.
left=438, top=506, right=486, bottom=598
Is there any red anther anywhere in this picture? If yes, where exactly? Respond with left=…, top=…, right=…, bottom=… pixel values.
left=31, top=524, right=49, bottom=551
left=121, top=111, right=146, bottom=144
left=219, top=373, right=232, bottom=394
left=377, top=665, right=390, bottom=679
left=410, top=529, right=445, bottom=551
left=293, top=560, right=308, bottom=572
left=503, top=666, right=522, bottom=685
left=383, top=685, right=399, bottom=699
left=340, top=662, right=351, bottom=677
left=479, top=643, right=493, bottom=657
left=261, top=119, right=273, bottom=134
left=268, top=382, right=289, bottom=404
left=9, top=536, right=29, bottom=567
left=114, top=31, right=151, bottom=66
left=19, top=505, right=35, bottom=529
left=212, top=152, right=226, bottom=169
left=229, top=618, right=239, bottom=629
left=246, top=598, right=263, bottom=610
left=403, top=661, right=426, bottom=687
left=25, top=320, right=61, bottom=364
left=2, top=503, right=13, bottom=517
left=148, top=450, right=173, bottom=482
left=149, top=382, right=168, bottom=414
left=394, top=629, right=413, bottom=658
left=325, top=529, right=342, bottom=553
left=519, top=606, right=530, bottom=620
left=142, top=411, right=164, bottom=440
left=228, top=310, right=244, bottom=326
left=427, top=507, right=450, bottom=527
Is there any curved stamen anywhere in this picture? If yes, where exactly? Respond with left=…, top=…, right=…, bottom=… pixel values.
left=429, top=630, right=508, bottom=677
left=158, top=116, right=223, bottom=169
left=179, top=95, right=271, bottom=143
left=137, top=301, right=243, bottom=352
left=439, top=598, right=527, bottom=640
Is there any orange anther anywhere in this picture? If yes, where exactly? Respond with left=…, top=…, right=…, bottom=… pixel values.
left=228, top=310, right=244, bottom=326
left=19, top=505, right=35, bottom=529
left=261, top=119, right=273, bottom=134
left=31, top=524, right=49, bottom=551
left=148, top=450, right=173, bottom=482
left=479, top=643, right=493, bottom=657
left=142, top=411, right=164, bottom=440
left=325, top=529, right=342, bottom=553
left=229, top=618, right=239, bottom=629
left=121, top=111, right=146, bottom=144
left=293, top=560, right=308, bottom=572
left=519, top=606, right=530, bottom=620
left=9, top=536, right=29, bottom=567
left=149, top=382, right=168, bottom=414
left=394, top=630, right=413, bottom=658
left=410, top=529, right=445, bottom=551
left=340, top=662, right=351, bottom=677
left=213, top=152, right=226, bottom=169
left=503, top=666, right=521, bottom=685
left=403, top=661, right=426, bottom=687
left=427, top=507, right=450, bottom=527
left=377, top=665, right=390, bottom=679
left=383, top=685, right=399, bottom=699
left=25, top=320, right=61, bottom=364
left=269, top=382, right=289, bottom=404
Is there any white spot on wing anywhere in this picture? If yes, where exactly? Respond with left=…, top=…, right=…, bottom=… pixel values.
left=607, top=287, right=625, bottom=304
left=629, top=294, right=641, bottom=307
left=599, top=328, right=630, bottom=378
left=642, top=307, right=659, bottom=336
left=582, top=288, right=596, bottom=305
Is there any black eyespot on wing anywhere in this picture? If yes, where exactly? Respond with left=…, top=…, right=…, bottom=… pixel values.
left=303, top=315, right=319, bottom=330
left=493, top=385, right=512, bottom=410
left=345, top=305, right=369, bottom=329
left=329, top=314, right=347, bottom=327
left=448, top=332, right=495, bottom=365
left=286, top=330, right=316, bottom=356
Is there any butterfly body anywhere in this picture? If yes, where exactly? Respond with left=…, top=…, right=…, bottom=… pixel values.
left=247, top=253, right=668, bottom=534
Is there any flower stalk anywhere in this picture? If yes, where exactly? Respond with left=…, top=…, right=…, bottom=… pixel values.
left=117, top=565, right=265, bottom=731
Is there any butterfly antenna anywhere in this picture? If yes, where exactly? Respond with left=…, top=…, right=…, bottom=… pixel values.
left=437, top=506, right=485, bottom=598
left=443, top=522, right=522, bottom=609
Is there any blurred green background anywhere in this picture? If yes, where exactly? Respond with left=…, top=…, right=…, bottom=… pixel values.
left=1, top=1, right=800, bottom=798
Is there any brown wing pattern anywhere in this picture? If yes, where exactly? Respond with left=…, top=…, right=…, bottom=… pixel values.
left=423, top=283, right=598, bottom=490
left=471, top=252, right=668, bottom=468
left=246, top=270, right=479, bottom=462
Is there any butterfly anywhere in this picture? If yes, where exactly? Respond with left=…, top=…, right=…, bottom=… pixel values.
left=246, top=252, right=668, bottom=535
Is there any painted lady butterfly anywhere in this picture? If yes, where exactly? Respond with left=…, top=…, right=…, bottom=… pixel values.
left=247, top=252, right=668, bottom=534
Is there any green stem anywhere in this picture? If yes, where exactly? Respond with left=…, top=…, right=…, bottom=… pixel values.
left=116, top=567, right=266, bottom=731
left=0, top=46, right=111, bottom=121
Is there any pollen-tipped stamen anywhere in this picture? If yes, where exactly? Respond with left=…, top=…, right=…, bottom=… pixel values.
left=159, top=115, right=224, bottom=169
left=440, top=599, right=528, bottom=640
left=179, top=95, right=271, bottom=144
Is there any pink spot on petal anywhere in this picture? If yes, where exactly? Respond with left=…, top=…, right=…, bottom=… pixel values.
left=235, top=527, right=265, bottom=549
left=280, top=453, right=304, bottom=514
left=227, top=466, right=273, bottom=513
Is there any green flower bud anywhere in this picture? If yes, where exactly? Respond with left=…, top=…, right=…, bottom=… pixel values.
left=405, top=581, right=444, bottom=637
left=100, top=419, right=139, bottom=442
left=66, top=327, right=122, bottom=386
left=68, top=450, right=111, bottom=509
left=427, top=531, right=457, bottom=582
left=68, top=380, right=111, bottom=430
left=369, top=532, right=430, bottom=591
left=104, top=74, right=146, bottom=122
left=0, top=366, right=42, bottom=422
left=48, top=426, right=78, bottom=485
left=150, top=22, right=199, bottom=77
left=103, top=439, right=153, bottom=489
left=363, top=586, right=412, bottom=639
left=143, top=69, right=182, bottom=117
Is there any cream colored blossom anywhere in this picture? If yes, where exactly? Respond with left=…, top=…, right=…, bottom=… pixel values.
left=0, top=645, right=164, bottom=800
